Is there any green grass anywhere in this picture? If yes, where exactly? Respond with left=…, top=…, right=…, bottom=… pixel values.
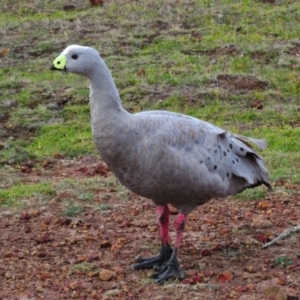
left=1, top=0, right=300, bottom=206
left=62, top=203, right=83, bottom=217
left=71, top=262, right=96, bottom=273
left=0, top=181, right=55, bottom=206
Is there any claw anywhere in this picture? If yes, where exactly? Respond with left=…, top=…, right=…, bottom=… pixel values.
left=133, top=254, right=166, bottom=270
left=132, top=243, right=172, bottom=270
left=151, top=261, right=185, bottom=283
left=151, top=247, right=185, bottom=283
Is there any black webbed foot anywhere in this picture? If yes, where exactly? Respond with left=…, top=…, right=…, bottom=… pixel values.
left=150, top=252, right=185, bottom=284
left=132, top=243, right=172, bottom=270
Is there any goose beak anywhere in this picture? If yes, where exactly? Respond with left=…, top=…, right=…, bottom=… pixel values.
left=50, top=64, right=58, bottom=70
left=51, top=54, right=67, bottom=71
left=50, top=64, right=67, bottom=71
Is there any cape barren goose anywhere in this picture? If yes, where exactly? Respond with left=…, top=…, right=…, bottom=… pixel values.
left=51, top=45, right=271, bottom=283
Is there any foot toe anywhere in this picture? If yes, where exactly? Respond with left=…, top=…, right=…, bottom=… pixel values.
left=132, top=255, right=165, bottom=270
left=152, top=264, right=185, bottom=284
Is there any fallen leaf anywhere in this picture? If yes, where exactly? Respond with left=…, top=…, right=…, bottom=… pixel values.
left=236, top=285, right=247, bottom=292
left=41, top=272, right=51, bottom=279
left=246, top=283, right=255, bottom=291
left=87, top=271, right=99, bottom=278
left=34, top=235, right=53, bottom=244
left=0, top=49, right=10, bottom=56
left=252, top=100, right=263, bottom=109
left=53, top=153, right=64, bottom=159
left=201, top=248, right=212, bottom=256
left=244, top=266, right=256, bottom=273
left=182, top=278, right=193, bottom=284
left=220, top=227, right=231, bottom=235
left=88, top=253, right=100, bottom=262
left=20, top=212, right=31, bottom=220
left=218, top=271, right=233, bottom=283
left=243, top=235, right=260, bottom=245
left=258, top=201, right=272, bottom=210
left=84, top=235, right=97, bottom=242
left=76, top=255, right=89, bottom=263
left=20, top=165, right=31, bottom=173
left=137, top=68, right=146, bottom=76
left=113, top=265, right=124, bottom=274
left=204, top=269, right=215, bottom=277
left=90, top=0, right=104, bottom=6
left=192, top=274, right=203, bottom=283
left=257, top=234, right=269, bottom=243
left=69, top=280, right=81, bottom=290
left=276, top=277, right=286, bottom=285
left=211, top=243, right=224, bottom=251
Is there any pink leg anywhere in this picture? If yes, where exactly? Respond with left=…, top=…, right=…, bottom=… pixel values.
left=174, top=213, right=186, bottom=249
left=156, top=205, right=170, bottom=247
left=154, top=212, right=186, bottom=284
left=133, top=205, right=172, bottom=270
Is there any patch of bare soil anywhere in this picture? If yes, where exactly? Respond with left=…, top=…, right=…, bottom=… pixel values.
left=249, top=51, right=278, bottom=65
left=285, top=43, right=300, bottom=57
left=0, top=158, right=300, bottom=299
left=258, top=0, right=276, bottom=3
left=182, top=44, right=238, bottom=57
left=211, top=74, right=269, bottom=95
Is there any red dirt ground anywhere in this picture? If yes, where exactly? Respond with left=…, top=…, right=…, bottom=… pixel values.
left=0, top=157, right=299, bottom=300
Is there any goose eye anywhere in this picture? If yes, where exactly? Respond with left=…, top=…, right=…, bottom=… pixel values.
left=71, top=54, right=79, bottom=60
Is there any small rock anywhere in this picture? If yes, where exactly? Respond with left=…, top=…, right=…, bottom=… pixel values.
left=4, top=271, right=13, bottom=279
left=252, top=100, right=263, bottom=109
left=243, top=235, right=260, bottom=245
left=41, top=271, right=51, bottom=279
left=236, top=285, right=248, bottom=292
left=71, top=290, right=79, bottom=299
left=137, top=68, right=146, bottom=76
left=88, top=271, right=99, bottom=278
left=250, top=216, right=273, bottom=229
left=25, top=160, right=35, bottom=168
left=245, top=266, right=256, bottom=273
left=20, top=165, right=31, bottom=173
left=53, top=153, right=64, bottom=159
left=90, top=0, right=104, bottom=6
left=20, top=212, right=31, bottom=220
left=168, top=204, right=179, bottom=215
left=283, top=287, right=298, bottom=299
left=62, top=5, right=76, bottom=11
left=100, top=240, right=112, bottom=249
left=99, top=269, right=115, bottom=281
left=69, top=280, right=80, bottom=290
left=201, top=248, right=212, bottom=256
left=36, top=285, right=43, bottom=293
left=149, top=225, right=157, bottom=232
left=204, top=270, right=214, bottom=277
left=94, top=163, right=109, bottom=175
left=263, top=285, right=286, bottom=300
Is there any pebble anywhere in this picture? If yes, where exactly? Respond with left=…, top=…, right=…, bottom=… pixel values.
left=99, top=269, right=115, bottom=281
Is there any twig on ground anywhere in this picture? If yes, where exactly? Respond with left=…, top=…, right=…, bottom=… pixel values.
left=262, top=225, right=300, bottom=249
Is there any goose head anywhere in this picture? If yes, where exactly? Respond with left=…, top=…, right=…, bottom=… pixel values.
left=51, top=45, right=100, bottom=76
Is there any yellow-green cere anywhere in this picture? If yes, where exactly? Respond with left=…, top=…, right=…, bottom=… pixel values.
left=53, top=55, right=67, bottom=70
